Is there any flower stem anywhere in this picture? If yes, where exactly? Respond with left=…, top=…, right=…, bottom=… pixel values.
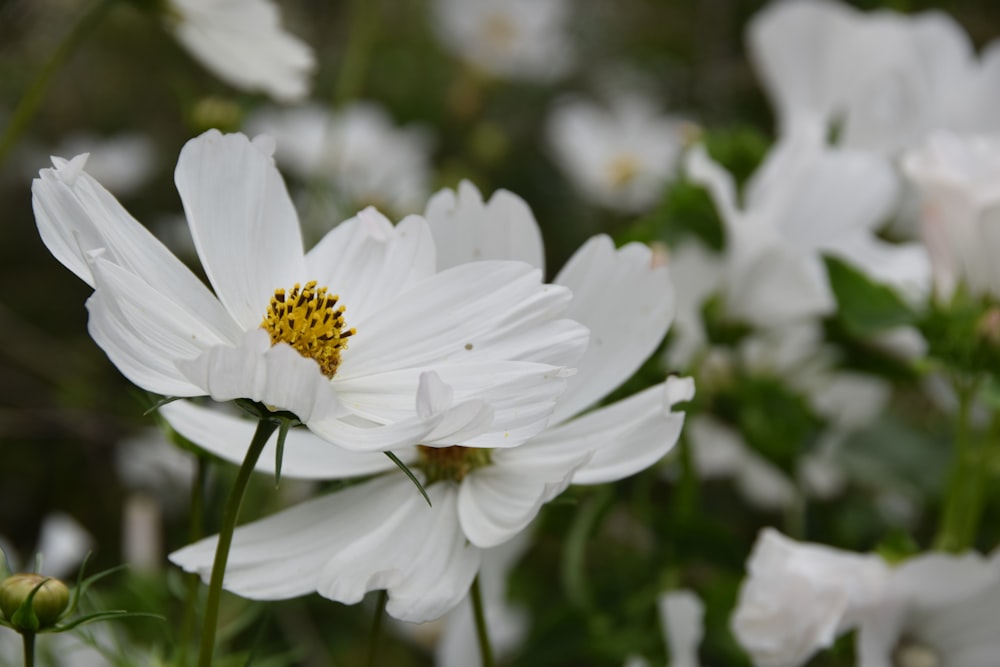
left=178, top=454, right=208, bottom=666
left=935, top=377, right=983, bottom=551
left=197, top=419, right=278, bottom=667
left=0, top=0, right=114, bottom=166
left=22, top=631, right=35, bottom=667
left=470, top=575, right=494, bottom=667
left=332, top=0, right=378, bottom=105
left=365, top=590, right=388, bottom=667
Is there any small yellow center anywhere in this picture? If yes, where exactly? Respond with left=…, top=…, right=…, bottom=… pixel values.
left=260, top=281, right=355, bottom=378
left=418, top=445, right=492, bottom=484
left=607, top=154, right=641, bottom=188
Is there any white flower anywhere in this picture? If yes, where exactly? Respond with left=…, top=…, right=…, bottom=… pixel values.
left=165, top=0, right=314, bottom=101
left=856, top=552, right=1000, bottom=667
left=902, top=131, right=1000, bottom=300
left=28, top=133, right=157, bottom=197
left=685, top=135, right=929, bottom=329
left=167, top=180, right=693, bottom=622
left=748, top=0, right=1000, bottom=154
left=624, top=589, right=706, bottom=667
left=1, top=513, right=93, bottom=581
left=731, top=528, right=890, bottom=667
left=33, top=130, right=587, bottom=454
left=246, top=102, right=434, bottom=221
left=431, top=0, right=574, bottom=82
left=547, top=95, right=688, bottom=213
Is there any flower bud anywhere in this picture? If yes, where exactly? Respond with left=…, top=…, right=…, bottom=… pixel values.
left=0, top=573, right=70, bottom=629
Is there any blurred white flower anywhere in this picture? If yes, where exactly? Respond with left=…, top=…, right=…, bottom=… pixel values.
left=25, top=133, right=157, bottom=197
left=165, top=0, right=314, bottom=101
left=547, top=95, right=688, bottom=213
left=34, top=131, right=582, bottom=454
left=168, top=181, right=693, bottom=622
left=1, top=513, right=93, bottom=580
left=246, top=103, right=434, bottom=221
left=686, top=136, right=929, bottom=330
left=855, top=552, right=1000, bottom=667
left=748, top=0, right=1000, bottom=154
left=431, top=0, right=574, bottom=81
left=624, top=589, right=706, bottom=667
left=902, top=131, right=1000, bottom=301
left=731, top=528, right=890, bottom=667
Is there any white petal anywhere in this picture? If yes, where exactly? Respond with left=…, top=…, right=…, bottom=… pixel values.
left=338, top=260, right=586, bottom=379
left=304, top=209, right=436, bottom=328
left=549, top=235, right=675, bottom=425
left=335, top=362, right=570, bottom=448
left=175, top=329, right=346, bottom=423
left=86, top=258, right=227, bottom=396
left=424, top=180, right=545, bottom=271
left=685, top=145, right=740, bottom=229
left=167, top=0, right=315, bottom=101
left=171, top=477, right=483, bottom=623
left=660, top=590, right=705, bottom=667
left=528, top=376, right=694, bottom=486
left=458, top=449, right=591, bottom=548
left=37, top=513, right=94, bottom=580
left=159, top=400, right=403, bottom=479
left=31, top=155, right=239, bottom=340
left=175, top=130, right=306, bottom=330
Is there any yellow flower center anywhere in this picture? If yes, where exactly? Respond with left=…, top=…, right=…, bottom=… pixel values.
left=260, top=281, right=355, bottom=378
left=607, top=154, right=641, bottom=188
left=418, top=445, right=492, bottom=484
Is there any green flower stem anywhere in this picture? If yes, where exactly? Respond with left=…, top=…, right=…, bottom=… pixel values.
left=365, top=590, right=388, bottom=667
left=178, top=454, right=208, bottom=667
left=22, top=631, right=35, bottom=667
left=197, top=419, right=278, bottom=667
left=935, top=378, right=983, bottom=551
left=0, top=0, right=114, bottom=166
left=673, top=432, right=700, bottom=520
left=332, top=0, right=378, bottom=105
left=470, top=575, right=494, bottom=667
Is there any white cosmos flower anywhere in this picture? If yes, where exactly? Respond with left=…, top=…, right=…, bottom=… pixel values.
left=246, top=102, right=433, bottom=220
left=856, top=552, right=1000, bottom=667
left=33, top=130, right=589, bottom=454
left=902, top=131, right=1000, bottom=301
left=731, top=528, right=890, bottom=667
left=167, top=180, right=693, bottom=623
left=686, top=135, right=929, bottom=329
left=547, top=95, right=689, bottom=213
left=748, top=0, right=1000, bottom=154
left=431, top=0, right=574, bottom=82
left=164, top=0, right=314, bottom=101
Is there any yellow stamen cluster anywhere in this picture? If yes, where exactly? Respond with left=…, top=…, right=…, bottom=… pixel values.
left=261, top=281, right=355, bottom=378
left=607, top=154, right=641, bottom=188
left=418, top=445, right=492, bottom=484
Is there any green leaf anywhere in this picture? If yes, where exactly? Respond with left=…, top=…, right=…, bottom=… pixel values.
left=824, top=255, right=916, bottom=336
left=384, top=451, right=432, bottom=507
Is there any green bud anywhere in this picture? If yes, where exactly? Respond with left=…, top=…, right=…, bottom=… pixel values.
left=0, top=573, right=70, bottom=629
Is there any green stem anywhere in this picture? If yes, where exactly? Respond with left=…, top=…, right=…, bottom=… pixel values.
left=332, top=0, right=378, bottom=105
left=0, top=0, right=114, bottom=166
left=935, top=378, right=982, bottom=551
left=470, top=575, right=494, bottom=667
left=178, top=455, right=208, bottom=666
left=365, top=590, right=388, bottom=667
left=197, top=419, right=278, bottom=667
left=22, top=631, right=35, bottom=667
left=673, top=432, right=700, bottom=520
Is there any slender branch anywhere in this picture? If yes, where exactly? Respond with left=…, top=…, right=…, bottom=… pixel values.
left=0, top=0, right=115, bottom=165
left=332, top=0, right=378, bottom=105
left=197, top=419, right=278, bottom=667
left=935, top=377, right=982, bottom=551
left=470, top=575, right=494, bottom=667
left=365, top=590, right=388, bottom=667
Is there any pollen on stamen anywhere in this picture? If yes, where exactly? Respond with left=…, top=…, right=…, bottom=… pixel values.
left=260, top=280, right=355, bottom=378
